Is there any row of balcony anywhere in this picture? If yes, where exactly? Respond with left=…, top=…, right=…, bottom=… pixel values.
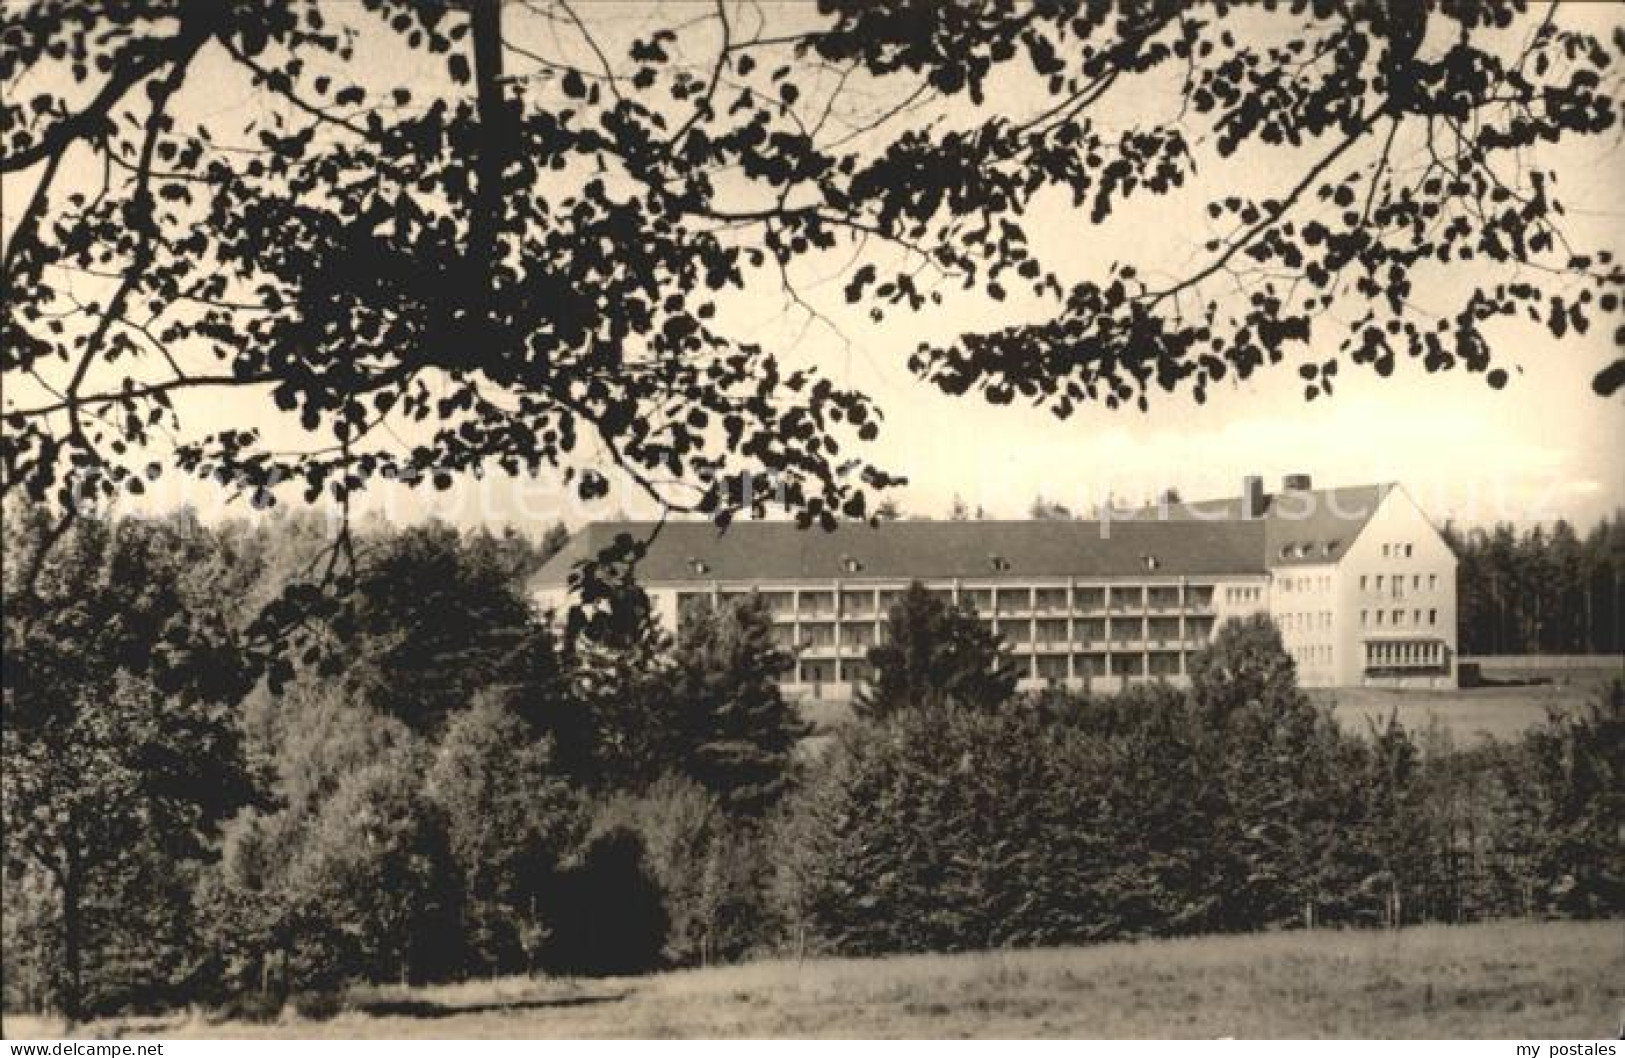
left=792, top=636, right=1212, bottom=658
left=705, top=586, right=1222, bottom=619
left=794, top=653, right=1193, bottom=682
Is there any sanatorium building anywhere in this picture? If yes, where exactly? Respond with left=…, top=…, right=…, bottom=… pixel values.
left=532, top=475, right=1459, bottom=696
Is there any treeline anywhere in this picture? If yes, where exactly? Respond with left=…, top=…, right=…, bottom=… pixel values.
left=1444, top=511, right=1625, bottom=656
left=2, top=508, right=1620, bottom=1022
left=785, top=614, right=1621, bottom=954
left=2, top=506, right=794, bottom=1019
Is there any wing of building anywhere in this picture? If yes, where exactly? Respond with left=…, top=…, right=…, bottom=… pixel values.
left=531, top=475, right=1458, bottom=696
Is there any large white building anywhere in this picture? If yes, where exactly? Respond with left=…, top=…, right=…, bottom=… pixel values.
left=531, top=476, right=1458, bottom=695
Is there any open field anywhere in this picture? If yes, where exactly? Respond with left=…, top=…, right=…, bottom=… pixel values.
left=801, top=674, right=1618, bottom=743
left=1318, top=674, right=1617, bottom=743
left=8, top=920, right=1620, bottom=1039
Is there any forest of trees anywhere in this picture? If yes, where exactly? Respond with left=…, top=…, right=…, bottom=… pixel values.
left=1444, top=512, right=1625, bottom=656
left=3, top=507, right=1620, bottom=1023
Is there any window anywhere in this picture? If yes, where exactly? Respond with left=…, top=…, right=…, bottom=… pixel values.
left=1036, top=655, right=1069, bottom=681
left=841, top=590, right=875, bottom=616
left=1414, top=609, right=1422, bottom=625
left=1111, top=653, right=1145, bottom=677
left=1360, top=575, right=1368, bottom=590
left=1429, top=574, right=1438, bottom=590
left=1036, top=619, right=1068, bottom=644
left=1073, top=653, right=1107, bottom=677
left=1375, top=575, right=1384, bottom=590
left=842, top=624, right=875, bottom=648
left=1382, top=544, right=1390, bottom=557
left=1074, top=587, right=1106, bottom=612
left=1035, top=588, right=1068, bottom=613
left=1148, top=651, right=1181, bottom=676
left=1429, top=608, right=1438, bottom=626
left=1393, top=609, right=1405, bottom=626
left=1148, top=617, right=1181, bottom=643
left=1405, top=543, right=1413, bottom=558
left=799, top=591, right=835, bottom=616
left=800, top=623, right=835, bottom=647
left=1413, top=574, right=1421, bottom=590
left=996, top=588, right=1031, bottom=615
left=1375, top=610, right=1384, bottom=625
left=1361, top=610, right=1368, bottom=627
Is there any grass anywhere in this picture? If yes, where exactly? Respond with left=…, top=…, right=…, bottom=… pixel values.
left=8, top=920, right=1621, bottom=1039
left=802, top=679, right=1609, bottom=743
left=1318, top=677, right=1611, bottom=744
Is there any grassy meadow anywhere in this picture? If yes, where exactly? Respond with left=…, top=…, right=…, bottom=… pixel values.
left=802, top=675, right=1615, bottom=743
left=8, top=920, right=1620, bottom=1040
left=1312, top=680, right=1608, bottom=743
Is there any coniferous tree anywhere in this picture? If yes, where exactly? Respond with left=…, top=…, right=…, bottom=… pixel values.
left=858, top=582, right=1020, bottom=720
left=669, top=597, right=805, bottom=818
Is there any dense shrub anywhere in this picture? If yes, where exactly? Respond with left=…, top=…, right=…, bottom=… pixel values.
left=544, top=825, right=668, bottom=975
left=776, top=704, right=1119, bottom=954
left=289, top=989, right=344, bottom=1022
left=427, top=695, right=583, bottom=974
left=777, top=630, right=1625, bottom=957
left=596, top=774, right=776, bottom=966
left=1491, top=682, right=1624, bottom=916
left=201, top=737, right=463, bottom=995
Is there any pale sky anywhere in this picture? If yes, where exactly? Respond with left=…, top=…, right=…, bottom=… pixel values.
left=5, top=2, right=1623, bottom=534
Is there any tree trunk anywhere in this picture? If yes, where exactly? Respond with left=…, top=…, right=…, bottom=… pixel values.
left=466, top=0, right=508, bottom=349
left=59, top=848, right=83, bottom=1024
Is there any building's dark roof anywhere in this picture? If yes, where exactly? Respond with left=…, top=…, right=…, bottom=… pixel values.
left=1139, top=483, right=1394, bottom=567
left=533, top=484, right=1397, bottom=589
left=532, top=517, right=1270, bottom=587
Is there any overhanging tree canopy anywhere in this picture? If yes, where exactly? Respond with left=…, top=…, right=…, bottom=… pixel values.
left=4, top=1, right=1621, bottom=558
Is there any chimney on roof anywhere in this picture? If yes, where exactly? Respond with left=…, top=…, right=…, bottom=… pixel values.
left=1242, top=475, right=1265, bottom=519
left=1282, top=473, right=1313, bottom=493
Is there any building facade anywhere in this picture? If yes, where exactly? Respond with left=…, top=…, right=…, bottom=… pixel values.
left=531, top=476, right=1458, bottom=696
